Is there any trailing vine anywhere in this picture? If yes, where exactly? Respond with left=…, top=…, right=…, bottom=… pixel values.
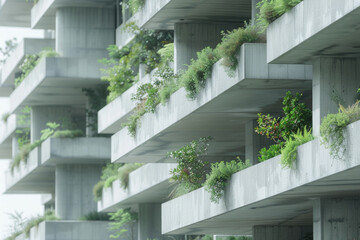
left=109, top=208, right=138, bottom=240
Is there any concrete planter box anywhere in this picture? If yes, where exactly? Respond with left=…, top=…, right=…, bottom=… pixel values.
left=9, top=57, right=103, bottom=113
left=267, top=0, right=360, bottom=64
left=5, top=137, right=110, bottom=194
left=161, top=119, right=360, bottom=235
left=111, top=43, right=312, bottom=163
left=98, top=163, right=177, bottom=212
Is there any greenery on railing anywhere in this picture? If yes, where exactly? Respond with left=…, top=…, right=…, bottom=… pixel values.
left=255, top=91, right=312, bottom=164
left=320, top=101, right=360, bottom=159
left=204, top=158, right=251, bottom=203
left=0, top=38, right=17, bottom=66
left=15, top=107, right=31, bottom=149
left=79, top=211, right=111, bottom=221
left=109, top=208, right=138, bottom=240
left=11, top=122, right=83, bottom=173
left=1, top=112, right=10, bottom=123
left=127, top=0, right=145, bottom=14
left=15, top=49, right=59, bottom=87
left=257, top=0, right=303, bottom=30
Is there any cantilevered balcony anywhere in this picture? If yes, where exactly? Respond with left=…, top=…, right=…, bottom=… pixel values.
left=5, top=137, right=110, bottom=193
left=98, top=163, right=176, bottom=212
left=0, top=0, right=34, bottom=27
left=0, top=38, right=55, bottom=96
left=267, top=0, right=360, bottom=64
left=111, top=43, right=312, bottom=163
left=8, top=57, right=103, bottom=113
left=161, top=119, right=360, bottom=235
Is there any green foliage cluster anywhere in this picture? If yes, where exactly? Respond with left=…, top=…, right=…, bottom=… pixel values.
left=82, top=86, right=109, bottom=136
left=168, top=137, right=212, bottom=193
left=2, top=112, right=10, bottom=123
left=0, top=38, right=17, bottom=66
left=23, top=210, right=59, bottom=237
left=118, top=163, right=144, bottom=189
left=15, top=49, right=59, bottom=87
left=101, top=25, right=173, bottom=103
left=4, top=211, right=26, bottom=240
left=281, top=127, right=314, bottom=168
left=217, top=237, right=253, bottom=240
left=109, top=208, right=138, bottom=240
left=255, top=91, right=312, bottom=162
left=79, top=211, right=111, bottom=221
left=320, top=102, right=360, bottom=159
left=257, top=0, right=303, bottom=30
left=204, top=158, right=251, bottom=203
left=11, top=122, right=83, bottom=173
left=127, top=0, right=145, bottom=14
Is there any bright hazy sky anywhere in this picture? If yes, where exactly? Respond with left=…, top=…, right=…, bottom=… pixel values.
left=0, top=26, right=44, bottom=239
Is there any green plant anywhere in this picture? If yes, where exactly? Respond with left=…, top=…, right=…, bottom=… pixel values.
left=79, top=211, right=111, bottom=221
left=127, top=0, right=145, bottom=14
left=118, top=163, right=144, bottom=189
left=217, top=24, right=264, bottom=73
left=320, top=102, right=360, bottom=159
left=93, top=181, right=105, bottom=201
left=257, top=0, right=303, bottom=31
left=168, top=137, right=212, bottom=193
left=205, top=158, right=251, bottom=203
left=2, top=112, right=10, bottom=123
left=109, top=208, right=138, bottom=240
left=281, top=127, right=314, bottom=168
left=23, top=210, right=59, bottom=237
left=0, top=38, right=17, bottom=66
left=180, top=47, right=220, bottom=99
left=258, top=143, right=284, bottom=162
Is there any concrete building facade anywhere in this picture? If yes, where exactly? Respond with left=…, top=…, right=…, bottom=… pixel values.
left=0, top=0, right=360, bottom=240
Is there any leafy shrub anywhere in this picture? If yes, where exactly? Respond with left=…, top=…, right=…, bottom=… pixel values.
left=168, top=137, right=212, bottom=193
left=205, top=158, right=251, bottom=203
left=180, top=47, right=220, bottom=99
left=4, top=231, right=22, bottom=240
left=0, top=38, right=17, bottom=66
left=320, top=102, right=360, bottom=159
left=118, top=163, right=144, bottom=189
left=104, top=175, right=119, bottom=189
left=217, top=24, right=264, bottom=72
left=109, top=208, right=138, bottom=240
left=258, top=143, right=284, bottom=162
left=23, top=210, right=59, bottom=237
left=281, top=127, right=314, bottom=168
left=127, top=0, right=145, bottom=14
left=257, top=0, right=303, bottom=30
left=93, top=181, right=105, bottom=201
left=79, top=211, right=111, bottom=221
left=2, top=112, right=10, bottom=123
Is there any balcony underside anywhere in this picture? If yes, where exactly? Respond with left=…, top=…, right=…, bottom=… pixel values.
left=0, top=0, right=33, bottom=27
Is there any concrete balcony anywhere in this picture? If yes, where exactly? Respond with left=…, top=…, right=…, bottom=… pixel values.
left=116, top=21, right=136, bottom=49
left=111, top=43, right=312, bottom=163
left=267, top=0, right=360, bottom=64
left=0, top=38, right=55, bottom=96
left=14, top=221, right=113, bottom=240
left=31, top=0, right=115, bottom=29
left=161, top=119, right=360, bottom=235
left=98, top=163, right=176, bottom=212
left=0, top=114, right=17, bottom=158
left=98, top=68, right=154, bottom=134
left=9, top=57, right=104, bottom=114
left=0, top=0, right=33, bottom=27
left=5, top=137, right=110, bottom=193
left=123, top=0, right=251, bottom=30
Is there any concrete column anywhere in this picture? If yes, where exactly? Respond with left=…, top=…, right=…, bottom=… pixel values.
left=253, top=226, right=312, bottom=240
left=30, top=106, right=86, bottom=143
left=11, top=136, right=18, bottom=158
left=174, top=23, right=240, bottom=73
left=245, top=120, right=274, bottom=165
left=55, top=164, right=102, bottom=220
left=312, top=57, right=360, bottom=136
left=56, top=7, right=115, bottom=58
left=251, top=0, right=262, bottom=24
left=313, top=198, right=360, bottom=240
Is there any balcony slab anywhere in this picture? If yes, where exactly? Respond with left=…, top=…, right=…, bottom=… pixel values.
left=0, top=0, right=33, bottom=27
left=0, top=114, right=17, bottom=159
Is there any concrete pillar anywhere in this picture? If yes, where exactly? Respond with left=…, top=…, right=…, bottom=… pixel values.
left=313, top=198, right=360, bottom=240
left=251, top=0, right=262, bottom=24
left=245, top=120, right=274, bottom=165
left=312, top=57, right=360, bottom=136
left=11, top=136, right=18, bottom=158
left=253, top=226, right=312, bottom=240
left=55, top=164, right=102, bottom=220
left=30, top=106, right=85, bottom=143
left=174, top=23, right=240, bottom=73
left=56, top=7, right=115, bottom=58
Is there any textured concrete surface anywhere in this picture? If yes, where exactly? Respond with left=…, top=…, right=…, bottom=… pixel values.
left=267, top=0, right=360, bottom=64
left=1, top=38, right=55, bottom=93
left=161, top=119, right=360, bottom=235
left=116, top=21, right=136, bottom=49
left=99, top=163, right=177, bottom=212
left=0, top=0, right=33, bottom=27
left=111, top=43, right=312, bottom=163
left=9, top=57, right=103, bottom=113
left=0, top=114, right=17, bottom=159
left=253, top=226, right=312, bottom=240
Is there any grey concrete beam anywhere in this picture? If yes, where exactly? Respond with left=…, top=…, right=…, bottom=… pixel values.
left=1, top=38, right=55, bottom=92
left=161, top=119, right=360, bottom=235
left=267, top=0, right=360, bottom=64
left=0, top=0, right=33, bottom=27
left=9, top=57, right=104, bottom=114
left=111, top=43, right=312, bottom=163
left=99, top=163, right=177, bottom=212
